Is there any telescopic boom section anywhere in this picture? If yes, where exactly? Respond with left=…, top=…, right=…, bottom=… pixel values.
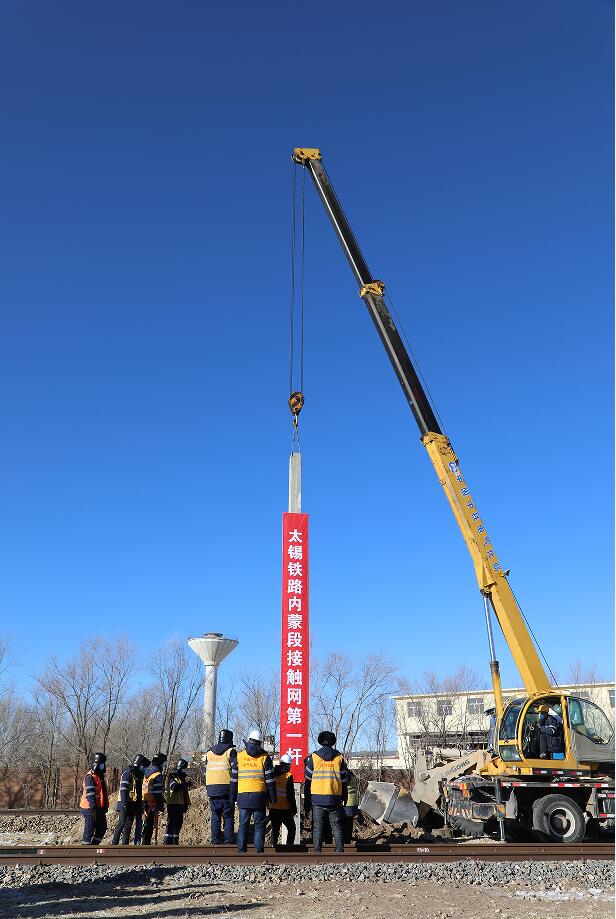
left=292, top=147, right=551, bottom=700
left=291, top=148, right=440, bottom=438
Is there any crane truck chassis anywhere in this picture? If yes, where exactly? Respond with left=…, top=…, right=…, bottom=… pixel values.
left=291, top=147, right=615, bottom=843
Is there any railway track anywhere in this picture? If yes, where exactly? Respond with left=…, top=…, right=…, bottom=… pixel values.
left=0, top=842, right=612, bottom=865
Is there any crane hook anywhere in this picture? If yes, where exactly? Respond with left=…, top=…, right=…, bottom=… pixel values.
left=288, top=391, right=304, bottom=418
left=289, top=391, right=304, bottom=453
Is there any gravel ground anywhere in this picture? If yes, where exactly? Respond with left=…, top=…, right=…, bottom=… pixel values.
left=0, top=814, right=82, bottom=846
left=0, top=861, right=613, bottom=919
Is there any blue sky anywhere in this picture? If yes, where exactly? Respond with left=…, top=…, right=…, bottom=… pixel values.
left=0, top=1, right=613, bottom=694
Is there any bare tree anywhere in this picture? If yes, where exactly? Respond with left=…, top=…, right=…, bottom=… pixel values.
left=311, top=652, right=399, bottom=757
left=95, top=639, right=135, bottom=753
left=368, top=694, right=396, bottom=781
left=0, top=637, right=33, bottom=766
left=398, top=666, right=483, bottom=751
left=0, top=637, right=11, bottom=683
left=37, top=641, right=103, bottom=769
left=37, top=638, right=134, bottom=771
left=235, top=670, right=279, bottom=744
left=568, top=660, right=604, bottom=691
left=215, top=676, right=244, bottom=743
left=106, top=686, right=163, bottom=766
left=28, top=691, right=69, bottom=807
left=148, top=639, right=204, bottom=761
left=0, top=689, right=32, bottom=764
left=443, top=666, right=483, bottom=746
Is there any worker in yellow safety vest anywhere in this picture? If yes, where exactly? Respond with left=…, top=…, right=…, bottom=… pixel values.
left=304, top=731, right=348, bottom=853
left=163, top=758, right=191, bottom=844
left=203, top=729, right=237, bottom=844
left=269, top=753, right=297, bottom=849
left=231, top=729, right=276, bottom=853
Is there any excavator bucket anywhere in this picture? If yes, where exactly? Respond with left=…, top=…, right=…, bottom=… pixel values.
left=359, top=781, right=419, bottom=827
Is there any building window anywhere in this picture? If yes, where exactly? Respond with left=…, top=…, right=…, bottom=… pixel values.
left=467, top=697, right=485, bottom=715
left=609, top=690, right=615, bottom=709
left=436, top=699, right=453, bottom=718
left=576, top=690, right=591, bottom=700
left=407, top=701, right=422, bottom=719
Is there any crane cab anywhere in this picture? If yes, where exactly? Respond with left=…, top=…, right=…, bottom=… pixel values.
left=494, top=692, right=614, bottom=774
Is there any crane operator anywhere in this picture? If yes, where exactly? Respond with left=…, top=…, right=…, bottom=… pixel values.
left=532, top=704, right=565, bottom=758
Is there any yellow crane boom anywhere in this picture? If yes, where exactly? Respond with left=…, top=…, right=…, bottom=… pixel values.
left=292, top=147, right=551, bottom=715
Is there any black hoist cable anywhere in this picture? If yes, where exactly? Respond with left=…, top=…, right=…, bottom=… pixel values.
left=290, top=163, right=296, bottom=397
left=300, top=164, right=305, bottom=394
left=289, top=163, right=305, bottom=449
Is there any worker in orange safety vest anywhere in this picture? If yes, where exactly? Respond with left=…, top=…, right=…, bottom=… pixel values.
left=80, top=752, right=110, bottom=845
left=142, top=752, right=167, bottom=845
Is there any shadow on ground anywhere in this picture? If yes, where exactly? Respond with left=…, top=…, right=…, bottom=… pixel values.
left=0, top=869, right=262, bottom=919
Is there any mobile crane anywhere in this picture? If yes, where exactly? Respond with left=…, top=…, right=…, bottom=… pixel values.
left=291, top=147, right=614, bottom=842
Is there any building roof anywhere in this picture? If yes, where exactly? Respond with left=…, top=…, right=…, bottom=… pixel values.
left=393, top=681, right=614, bottom=701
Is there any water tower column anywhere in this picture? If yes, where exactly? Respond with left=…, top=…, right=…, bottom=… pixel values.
left=203, top=662, right=218, bottom=751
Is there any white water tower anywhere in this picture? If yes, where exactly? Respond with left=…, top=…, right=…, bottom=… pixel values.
left=188, top=632, right=238, bottom=751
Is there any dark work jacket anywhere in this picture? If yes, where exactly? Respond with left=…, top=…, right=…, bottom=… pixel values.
left=143, top=764, right=165, bottom=811
left=116, top=767, right=143, bottom=812
left=538, top=714, right=565, bottom=753
left=166, top=770, right=191, bottom=810
left=204, top=742, right=237, bottom=799
left=304, top=745, right=348, bottom=807
left=230, top=740, right=276, bottom=810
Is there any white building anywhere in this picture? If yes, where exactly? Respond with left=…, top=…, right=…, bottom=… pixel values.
left=346, top=750, right=402, bottom=771
left=394, top=682, right=615, bottom=761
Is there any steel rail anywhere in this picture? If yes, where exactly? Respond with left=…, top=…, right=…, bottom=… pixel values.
left=0, top=843, right=612, bottom=866
left=0, top=809, right=80, bottom=816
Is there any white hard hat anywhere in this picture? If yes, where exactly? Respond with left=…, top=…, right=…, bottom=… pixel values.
left=248, top=729, right=262, bottom=742
left=280, top=753, right=293, bottom=765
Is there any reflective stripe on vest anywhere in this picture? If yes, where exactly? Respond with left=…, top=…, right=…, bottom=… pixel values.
left=143, top=769, right=162, bottom=801
left=311, top=752, right=342, bottom=797
left=206, top=749, right=232, bottom=787
left=237, top=750, right=267, bottom=794
left=116, top=771, right=139, bottom=804
left=269, top=772, right=291, bottom=810
left=79, top=771, right=107, bottom=809
left=346, top=775, right=359, bottom=807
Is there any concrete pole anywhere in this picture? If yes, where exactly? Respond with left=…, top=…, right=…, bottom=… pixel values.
left=285, top=451, right=302, bottom=845
left=203, top=663, right=218, bottom=752
left=288, top=452, right=302, bottom=513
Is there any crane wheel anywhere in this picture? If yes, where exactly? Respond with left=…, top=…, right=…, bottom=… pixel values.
left=531, top=794, right=585, bottom=843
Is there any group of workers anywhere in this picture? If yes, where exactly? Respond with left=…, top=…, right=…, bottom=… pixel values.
left=80, top=751, right=190, bottom=846
left=203, top=730, right=358, bottom=852
left=202, top=727, right=358, bottom=853
left=80, top=727, right=359, bottom=851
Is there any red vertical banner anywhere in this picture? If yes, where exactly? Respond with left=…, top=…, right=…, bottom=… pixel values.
left=280, top=512, right=309, bottom=782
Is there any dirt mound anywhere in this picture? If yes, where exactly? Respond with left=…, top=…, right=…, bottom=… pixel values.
left=176, top=785, right=217, bottom=844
